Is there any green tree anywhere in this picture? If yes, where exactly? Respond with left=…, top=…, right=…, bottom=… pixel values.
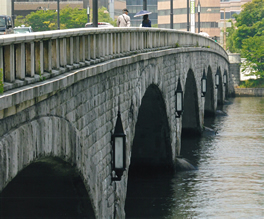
left=241, top=35, right=264, bottom=78
left=90, top=7, right=117, bottom=26
left=15, top=6, right=117, bottom=31
left=232, top=0, right=264, bottom=49
left=230, top=0, right=264, bottom=78
left=26, top=10, right=57, bottom=31
left=226, top=20, right=240, bottom=53
left=14, top=15, right=27, bottom=27
left=60, top=6, right=87, bottom=29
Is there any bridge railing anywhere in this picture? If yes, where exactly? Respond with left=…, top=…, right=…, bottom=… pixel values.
left=0, top=27, right=227, bottom=93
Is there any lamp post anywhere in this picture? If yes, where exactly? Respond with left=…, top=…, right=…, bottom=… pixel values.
left=57, top=0, right=60, bottom=30
left=175, top=78, right=183, bottom=118
left=215, top=69, right=220, bottom=89
left=201, top=70, right=207, bottom=97
left=187, top=0, right=190, bottom=31
left=143, top=0, right=147, bottom=10
left=111, top=110, right=126, bottom=181
left=87, top=6, right=90, bottom=23
left=170, top=0, right=173, bottom=29
left=93, top=0, right=98, bottom=27
left=197, top=0, right=201, bottom=33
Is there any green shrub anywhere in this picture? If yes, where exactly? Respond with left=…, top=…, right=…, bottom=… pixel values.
left=239, top=78, right=264, bottom=88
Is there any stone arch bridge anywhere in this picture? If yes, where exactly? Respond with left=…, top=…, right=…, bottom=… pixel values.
left=0, top=28, right=233, bottom=218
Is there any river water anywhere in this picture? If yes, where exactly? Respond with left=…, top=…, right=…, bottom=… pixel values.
left=125, top=97, right=264, bottom=218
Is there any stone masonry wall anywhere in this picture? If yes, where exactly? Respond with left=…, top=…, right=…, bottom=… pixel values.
left=0, top=47, right=230, bottom=218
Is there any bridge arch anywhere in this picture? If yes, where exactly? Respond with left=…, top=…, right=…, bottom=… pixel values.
left=0, top=116, right=96, bottom=217
left=217, top=67, right=224, bottom=105
left=204, top=66, right=215, bottom=117
left=182, top=69, right=202, bottom=136
left=129, top=83, right=173, bottom=172
left=0, top=157, right=95, bottom=218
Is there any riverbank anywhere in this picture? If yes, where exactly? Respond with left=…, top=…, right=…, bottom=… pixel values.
left=235, top=88, right=264, bottom=97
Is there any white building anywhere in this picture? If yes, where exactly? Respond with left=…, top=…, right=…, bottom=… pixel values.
left=0, top=0, right=11, bottom=16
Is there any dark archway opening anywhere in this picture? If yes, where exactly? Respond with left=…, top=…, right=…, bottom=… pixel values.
left=125, top=84, right=173, bottom=218
left=0, top=157, right=95, bottom=219
left=217, top=68, right=224, bottom=106
left=182, top=70, right=201, bottom=137
left=204, top=67, right=215, bottom=117
left=129, top=84, right=173, bottom=173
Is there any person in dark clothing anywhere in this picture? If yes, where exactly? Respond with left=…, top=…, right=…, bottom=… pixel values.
left=142, top=15, right=151, bottom=27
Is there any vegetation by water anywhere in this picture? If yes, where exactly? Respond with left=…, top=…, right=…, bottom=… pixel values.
left=226, top=0, right=264, bottom=79
left=239, top=78, right=264, bottom=88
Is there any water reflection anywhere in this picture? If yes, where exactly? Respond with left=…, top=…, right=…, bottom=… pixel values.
left=126, top=97, right=264, bottom=218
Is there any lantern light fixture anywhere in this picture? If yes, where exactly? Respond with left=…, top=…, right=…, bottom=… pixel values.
left=201, top=70, right=207, bottom=97
left=215, top=69, right=220, bottom=89
left=175, top=78, right=183, bottom=118
left=223, top=71, right=227, bottom=85
left=111, top=110, right=126, bottom=181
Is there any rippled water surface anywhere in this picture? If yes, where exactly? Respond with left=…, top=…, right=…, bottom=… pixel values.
left=126, top=97, right=264, bottom=218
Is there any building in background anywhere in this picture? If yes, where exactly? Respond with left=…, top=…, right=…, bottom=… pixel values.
left=13, top=0, right=126, bottom=20
left=158, top=0, right=220, bottom=38
left=220, top=0, right=252, bottom=19
left=126, top=0, right=158, bottom=27
left=0, top=0, right=12, bottom=16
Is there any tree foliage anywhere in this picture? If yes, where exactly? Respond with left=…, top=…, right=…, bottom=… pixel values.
left=89, top=7, right=117, bottom=26
left=229, top=0, right=264, bottom=78
left=241, top=35, right=264, bottom=78
left=14, top=6, right=116, bottom=32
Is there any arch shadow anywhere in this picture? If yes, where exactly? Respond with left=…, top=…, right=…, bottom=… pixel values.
left=204, top=66, right=215, bottom=117
left=129, top=84, right=173, bottom=173
left=182, top=69, right=201, bottom=137
left=0, top=116, right=96, bottom=218
left=217, top=67, right=224, bottom=106
left=0, top=157, right=96, bottom=218
left=125, top=84, right=173, bottom=218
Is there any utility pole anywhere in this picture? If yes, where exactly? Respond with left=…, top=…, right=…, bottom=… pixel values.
left=197, top=0, right=201, bottom=33
left=93, top=0, right=98, bottom=27
left=143, top=0, right=147, bottom=10
left=57, top=0, right=60, bottom=30
left=187, top=0, right=189, bottom=31
left=170, top=0, right=173, bottom=29
left=223, top=8, right=226, bottom=50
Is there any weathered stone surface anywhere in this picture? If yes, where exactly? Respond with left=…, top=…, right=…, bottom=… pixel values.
left=0, top=47, right=230, bottom=218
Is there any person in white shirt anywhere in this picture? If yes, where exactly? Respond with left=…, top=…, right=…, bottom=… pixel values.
left=117, top=8, right=131, bottom=27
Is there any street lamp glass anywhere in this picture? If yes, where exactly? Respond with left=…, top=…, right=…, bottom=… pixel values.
left=215, top=72, right=219, bottom=88
left=201, top=70, right=207, bottom=96
left=114, top=137, right=124, bottom=169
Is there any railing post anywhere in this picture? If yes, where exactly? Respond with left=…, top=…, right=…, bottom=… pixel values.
left=70, top=37, right=74, bottom=65
left=86, top=35, right=91, bottom=61
left=16, top=43, right=25, bottom=80
left=40, top=41, right=44, bottom=74
left=56, top=39, right=60, bottom=69
left=90, top=34, right=96, bottom=60
left=96, top=34, right=100, bottom=59
left=117, top=33, right=121, bottom=55
left=4, top=44, right=15, bottom=82
left=82, top=35, right=85, bottom=62
left=43, top=40, right=52, bottom=73
left=60, top=38, right=67, bottom=67
left=105, top=33, right=109, bottom=58
left=76, top=36, right=80, bottom=63
left=109, top=33, right=113, bottom=57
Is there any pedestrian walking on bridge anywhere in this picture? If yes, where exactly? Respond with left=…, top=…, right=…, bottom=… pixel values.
left=117, top=8, right=130, bottom=27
